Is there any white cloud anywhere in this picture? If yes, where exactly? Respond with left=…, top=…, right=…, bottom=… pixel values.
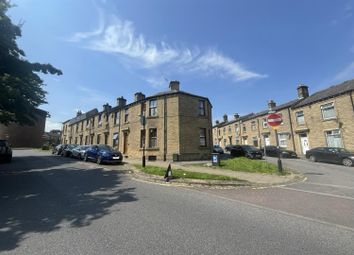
left=45, top=119, right=62, bottom=132
left=69, top=8, right=266, bottom=83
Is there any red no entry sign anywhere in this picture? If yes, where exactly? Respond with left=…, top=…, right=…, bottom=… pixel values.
left=267, top=113, right=282, bottom=127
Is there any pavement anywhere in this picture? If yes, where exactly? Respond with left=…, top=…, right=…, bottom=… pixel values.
left=124, top=157, right=305, bottom=187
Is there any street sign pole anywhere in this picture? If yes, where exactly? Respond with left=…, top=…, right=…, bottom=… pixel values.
left=267, top=112, right=283, bottom=174
left=274, top=128, right=283, bottom=173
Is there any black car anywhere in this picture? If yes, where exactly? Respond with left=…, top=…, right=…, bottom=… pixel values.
left=0, top=140, right=12, bottom=163
left=225, top=145, right=237, bottom=152
left=230, top=145, right=263, bottom=159
left=61, top=144, right=78, bottom=157
left=262, top=146, right=297, bottom=158
left=213, top=145, right=224, bottom=154
left=306, top=147, right=354, bottom=167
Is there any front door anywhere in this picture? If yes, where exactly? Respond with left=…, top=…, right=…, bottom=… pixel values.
left=299, top=133, right=309, bottom=154
left=264, top=135, right=270, bottom=146
left=123, top=131, right=129, bottom=154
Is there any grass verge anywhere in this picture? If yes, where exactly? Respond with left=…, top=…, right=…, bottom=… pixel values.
left=218, top=157, right=288, bottom=174
left=134, top=165, right=241, bottom=181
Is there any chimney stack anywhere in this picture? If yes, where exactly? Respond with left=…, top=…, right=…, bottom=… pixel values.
left=223, top=114, right=228, bottom=123
left=234, top=113, right=239, bottom=120
left=169, top=80, right=180, bottom=91
left=297, top=84, right=309, bottom=99
left=117, top=97, right=126, bottom=107
left=103, top=103, right=112, bottom=112
left=134, top=92, right=145, bottom=102
left=268, top=100, right=276, bottom=111
left=215, top=120, right=220, bottom=125
left=76, top=110, right=82, bottom=117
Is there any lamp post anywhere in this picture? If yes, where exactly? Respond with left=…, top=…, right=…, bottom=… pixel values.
left=140, top=115, right=146, bottom=167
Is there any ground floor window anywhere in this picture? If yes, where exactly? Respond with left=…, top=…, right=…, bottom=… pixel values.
left=79, top=136, right=83, bottom=145
left=104, top=134, right=108, bottom=145
left=97, top=134, right=101, bottom=144
left=140, top=129, right=146, bottom=148
left=112, top=133, right=119, bottom=147
left=235, top=138, right=240, bottom=145
left=325, top=129, right=343, bottom=147
left=149, top=128, right=157, bottom=148
left=85, top=136, right=88, bottom=145
left=252, top=137, right=258, bottom=147
left=200, top=128, right=207, bottom=146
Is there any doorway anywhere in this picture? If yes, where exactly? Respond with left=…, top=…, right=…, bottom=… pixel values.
left=299, top=133, right=309, bottom=154
left=123, top=131, right=129, bottom=154
left=263, top=134, right=270, bottom=146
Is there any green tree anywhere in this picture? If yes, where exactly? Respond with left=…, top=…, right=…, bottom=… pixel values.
left=0, top=0, right=62, bottom=125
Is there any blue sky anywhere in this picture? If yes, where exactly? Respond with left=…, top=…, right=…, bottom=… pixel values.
left=8, top=0, right=354, bottom=131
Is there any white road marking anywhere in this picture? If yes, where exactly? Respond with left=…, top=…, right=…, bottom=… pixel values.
left=279, top=186, right=354, bottom=200
left=300, top=182, right=354, bottom=190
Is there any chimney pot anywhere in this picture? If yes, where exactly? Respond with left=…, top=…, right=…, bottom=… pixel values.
left=215, top=120, right=220, bottom=125
left=223, top=114, right=228, bottom=123
left=234, top=113, right=239, bottom=120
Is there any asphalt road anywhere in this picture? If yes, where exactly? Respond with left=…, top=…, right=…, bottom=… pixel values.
left=0, top=150, right=353, bottom=255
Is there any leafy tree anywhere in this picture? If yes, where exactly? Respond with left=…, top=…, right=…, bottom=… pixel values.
left=0, top=0, right=62, bottom=125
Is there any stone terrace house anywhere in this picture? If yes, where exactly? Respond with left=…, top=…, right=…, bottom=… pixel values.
left=213, top=79, right=354, bottom=154
left=61, top=81, right=213, bottom=161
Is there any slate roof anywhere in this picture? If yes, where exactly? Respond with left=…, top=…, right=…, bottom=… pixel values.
left=68, top=108, right=98, bottom=125
left=293, top=79, right=354, bottom=108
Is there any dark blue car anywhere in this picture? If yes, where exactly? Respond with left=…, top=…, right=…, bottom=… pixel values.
left=83, top=145, right=123, bottom=164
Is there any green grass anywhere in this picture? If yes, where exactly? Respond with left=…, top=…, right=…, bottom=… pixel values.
left=218, top=157, right=283, bottom=174
left=134, top=165, right=240, bottom=181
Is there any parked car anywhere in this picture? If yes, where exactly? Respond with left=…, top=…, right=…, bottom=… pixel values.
left=230, top=145, right=263, bottom=159
left=261, top=146, right=297, bottom=158
left=0, top=140, right=12, bottom=163
left=213, top=145, right=224, bottom=154
left=225, top=145, right=238, bottom=152
left=71, top=145, right=89, bottom=159
left=83, top=145, right=123, bottom=164
left=306, top=147, right=354, bottom=167
left=61, top=144, right=78, bottom=157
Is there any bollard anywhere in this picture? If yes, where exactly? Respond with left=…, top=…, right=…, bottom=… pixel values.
left=164, top=163, right=172, bottom=182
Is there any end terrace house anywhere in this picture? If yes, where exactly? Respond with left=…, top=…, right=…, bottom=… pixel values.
left=61, top=81, right=213, bottom=161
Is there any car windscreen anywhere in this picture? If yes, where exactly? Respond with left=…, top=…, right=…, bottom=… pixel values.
left=98, top=145, right=115, bottom=152
left=241, top=145, right=258, bottom=152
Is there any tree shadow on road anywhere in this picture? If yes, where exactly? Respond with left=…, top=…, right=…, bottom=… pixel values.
left=0, top=166, right=137, bottom=251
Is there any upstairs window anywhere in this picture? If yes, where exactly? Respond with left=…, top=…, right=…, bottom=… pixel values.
left=81, top=121, right=84, bottom=131
left=251, top=121, right=256, bottom=131
left=114, top=111, right=120, bottom=125
left=321, top=103, right=336, bottom=120
left=149, top=99, right=157, bottom=117
left=262, top=118, right=268, bottom=128
left=124, top=109, right=129, bottom=123
left=242, top=124, right=246, bottom=132
left=98, top=114, right=102, bottom=126
left=199, top=100, right=206, bottom=116
left=296, top=111, right=305, bottom=124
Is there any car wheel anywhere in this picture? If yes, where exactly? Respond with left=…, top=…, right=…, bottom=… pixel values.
left=342, top=158, right=353, bottom=167
left=83, top=154, right=88, bottom=162
left=309, top=155, right=316, bottom=162
left=97, top=156, right=103, bottom=165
